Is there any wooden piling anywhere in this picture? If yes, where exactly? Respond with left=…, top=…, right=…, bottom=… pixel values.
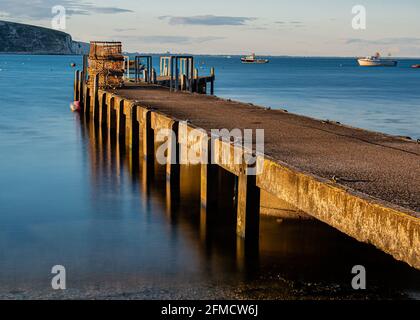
left=74, top=70, right=80, bottom=101
left=236, top=164, right=261, bottom=241
left=143, top=69, right=149, bottom=83
left=107, top=96, right=116, bottom=130
left=166, top=121, right=180, bottom=184
left=151, top=68, right=157, bottom=84
left=83, top=84, right=89, bottom=115
left=200, top=138, right=219, bottom=211
left=194, top=68, right=199, bottom=93
left=92, top=73, right=99, bottom=121
left=180, top=74, right=187, bottom=91
left=124, top=102, right=137, bottom=149
left=210, top=67, right=215, bottom=95
left=137, top=109, right=154, bottom=159
left=78, top=71, right=84, bottom=105
left=98, top=92, right=107, bottom=125
left=116, top=99, right=126, bottom=140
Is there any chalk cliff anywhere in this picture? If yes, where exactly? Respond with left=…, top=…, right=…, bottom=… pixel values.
left=0, top=20, right=89, bottom=54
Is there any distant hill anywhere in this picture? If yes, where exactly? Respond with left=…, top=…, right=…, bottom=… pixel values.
left=0, top=20, right=89, bottom=55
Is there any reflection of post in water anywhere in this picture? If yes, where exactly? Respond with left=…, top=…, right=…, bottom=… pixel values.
left=236, top=235, right=260, bottom=276
left=200, top=165, right=238, bottom=245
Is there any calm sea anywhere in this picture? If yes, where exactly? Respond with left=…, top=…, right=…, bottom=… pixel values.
left=0, top=54, right=419, bottom=299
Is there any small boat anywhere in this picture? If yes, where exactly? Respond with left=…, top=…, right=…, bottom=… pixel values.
left=357, top=53, right=397, bottom=67
left=241, top=53, right=269, bottom=64
left=411, top=64, right=420, bottom=69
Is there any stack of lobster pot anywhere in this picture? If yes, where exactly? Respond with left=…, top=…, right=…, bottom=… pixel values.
left=87, top=41, right=125, bottom=89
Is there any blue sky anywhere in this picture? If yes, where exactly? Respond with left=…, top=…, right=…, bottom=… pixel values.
left=1, top=0, right=420, bottom=56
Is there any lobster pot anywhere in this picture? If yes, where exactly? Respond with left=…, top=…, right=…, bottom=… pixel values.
left=87, top=41, right=125, bottom=89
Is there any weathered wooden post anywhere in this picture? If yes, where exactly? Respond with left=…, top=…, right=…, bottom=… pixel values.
left=210, top=67, right=215, bottom=95
left=166, top=121, right=180, bottom=184
left=107, top=97, right=116, bottom=130
left=200, top=138, right=219, bottom=212
left=79, top=71, right=84, bottom=107
left=137, top=109, right=154, bottom=160
left=180, top=74, right=187, bottom=91
left=143, top=69, right=149, bottom=83
left=174, top=59, right=179, bottom=92
left=151, top=68, right=157, bottom=84
left=82, top=55, right=88, bottom=77
left=236, top=162, right=260, bottom=242
left=98, top=92, right=107, bottom=125
left=92, top=73, right=99, bottom=122
left=83, top=83, right=89, bottom=115
left=116, top=99, right=126, bottom=140
left=74, top=70, right=80, bottom=101
left=194, top=68, right=199, bottom=93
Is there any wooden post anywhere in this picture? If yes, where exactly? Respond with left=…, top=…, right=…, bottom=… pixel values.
left=107, top=97, right=116, bottom=130
left=166, top=121, right=180, bottom=183
left=125, top=104, right=137, bottom=149
left=98, top=93, right=107, bottom=125
left=174, top=59, right=179, bottom=92
left=83, top=84, right=89, bottom=115
left=194, top=68, right=199, bottom=93
left=92, top=73, right=99, bottom=122
left=82, top=55, right=88, bottom=77
left=142, top=69, right=149, bottom=83
left=79, top=71, right=84, bottom=104
left=236, top=164, right=260, bottom=241
left=138, top=109, right=154, bottom=160
left=200, top=138, right=218, bottom=211
left=74, top=70, right=80, bottom=101
left=151, top=68, right=157, bottom=84
left=180, top=74, right=186, bottom=91
left=185, top=59, right=190, bottom=92
left=210, top=67, right=215, bottom=95
left=116, top=99, right=126, bottom=140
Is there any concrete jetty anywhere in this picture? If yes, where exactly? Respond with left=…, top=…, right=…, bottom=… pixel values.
left=73, top=54, right=420, bottom=270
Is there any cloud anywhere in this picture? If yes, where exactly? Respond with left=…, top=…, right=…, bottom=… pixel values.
left=120, top=35, right=225, bottom=45
left=344, top=38, right=420, bottom=56
left=159, top=15, right=255, bottom=26
left=114, top=28, right=137, bottom=32
left=275, top=20, right=305, bottom=28
left=0, top=0, right=133, bottom=20
left=345, top=38, right=420, bottom=45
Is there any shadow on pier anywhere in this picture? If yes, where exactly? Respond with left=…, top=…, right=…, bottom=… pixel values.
left=76, top=114, right=420, bottom=299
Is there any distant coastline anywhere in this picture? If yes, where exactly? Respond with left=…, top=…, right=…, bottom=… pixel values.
left=0, top=20, right=88, bottom=55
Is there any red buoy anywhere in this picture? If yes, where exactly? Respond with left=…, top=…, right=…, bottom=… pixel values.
left=70, top=101, right=81, bottom=112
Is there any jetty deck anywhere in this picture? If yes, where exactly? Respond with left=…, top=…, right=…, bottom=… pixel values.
left=75, top=71, right=420, bottom=269
left=115, top=83, right=420, bottom=213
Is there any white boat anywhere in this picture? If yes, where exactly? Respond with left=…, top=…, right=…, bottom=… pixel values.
left=241, top=53, right=269, bottom=64
left=357, top=53, right=397, bottom=67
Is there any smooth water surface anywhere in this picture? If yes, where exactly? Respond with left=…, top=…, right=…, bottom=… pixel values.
left=0, top=55, right=419, bottom=299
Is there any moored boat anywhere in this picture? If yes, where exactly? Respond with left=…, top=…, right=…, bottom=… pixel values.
left=411, top=64, right=420, bottom=69
left=357, top=53, right=397, bottom=67
left=241, top=53, right=269, bottom=64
